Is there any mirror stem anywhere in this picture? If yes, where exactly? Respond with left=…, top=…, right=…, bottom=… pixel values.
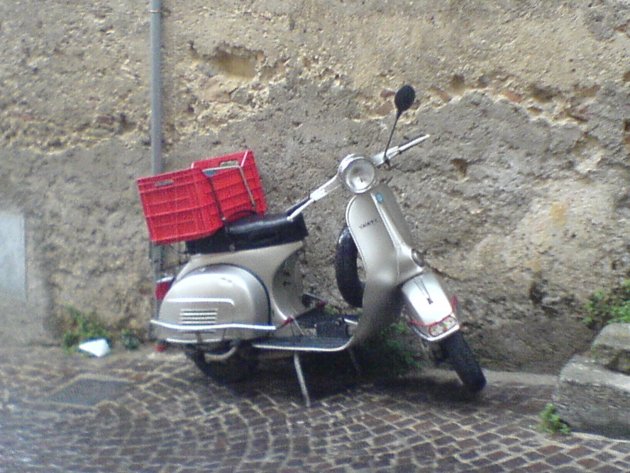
left=383, top=111, right=401, bottom=167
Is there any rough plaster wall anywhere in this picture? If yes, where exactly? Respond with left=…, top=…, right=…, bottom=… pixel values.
left=0, top=0, right=628, bottom=371
left=0, top=1, right=152, bottom=339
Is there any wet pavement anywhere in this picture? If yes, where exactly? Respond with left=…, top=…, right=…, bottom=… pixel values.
left=1, top=345, right=629, bottom=472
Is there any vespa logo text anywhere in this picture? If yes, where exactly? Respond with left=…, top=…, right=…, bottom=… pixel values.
left=359, top=218, right=378, bottom=230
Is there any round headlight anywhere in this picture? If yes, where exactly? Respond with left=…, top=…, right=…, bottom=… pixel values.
left=339, top=155, right=377, bottom=194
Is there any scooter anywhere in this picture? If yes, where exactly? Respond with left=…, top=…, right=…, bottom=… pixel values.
left=149, top=85, right=486, bottom=405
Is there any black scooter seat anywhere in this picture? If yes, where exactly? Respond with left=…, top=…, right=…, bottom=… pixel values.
left=186, top=213, right=308, bottom=254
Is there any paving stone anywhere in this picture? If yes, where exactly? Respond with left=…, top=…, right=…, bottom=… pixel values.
left=526, top=461, right=554, bottom=472
left=553, top=467, right=582, bottom=473
left=596, top=465, right=627, bottom=473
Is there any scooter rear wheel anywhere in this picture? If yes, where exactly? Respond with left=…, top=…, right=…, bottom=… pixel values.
left=186, top=346, right=257, bottom=384
left=439, top=331, right=486, bottom=393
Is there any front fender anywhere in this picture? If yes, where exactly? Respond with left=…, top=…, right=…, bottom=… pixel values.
left=401, top=271, right=460, bottom=342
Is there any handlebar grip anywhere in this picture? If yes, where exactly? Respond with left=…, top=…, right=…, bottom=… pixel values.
left=399, top=134, right=430, bottom=153
left=371, top=134, right=429, bottom=167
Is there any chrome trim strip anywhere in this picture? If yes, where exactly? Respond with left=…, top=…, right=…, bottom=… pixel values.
left=151, top=319, right=276, bottom=333
left=169, top=297, right=235, bottom=305
left=251, top=340, right=353, bottom=353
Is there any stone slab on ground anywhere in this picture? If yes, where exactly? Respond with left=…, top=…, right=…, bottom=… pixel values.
left=554, top=355, right=630, bottom=439
left=591, top=323, right=630, bottom=375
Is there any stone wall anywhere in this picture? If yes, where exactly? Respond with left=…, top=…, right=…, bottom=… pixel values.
left=0, top=0, right=628, bottom=371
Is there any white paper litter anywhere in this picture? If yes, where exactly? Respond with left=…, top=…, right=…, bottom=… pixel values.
left=78, top=339, right=111, bottom=357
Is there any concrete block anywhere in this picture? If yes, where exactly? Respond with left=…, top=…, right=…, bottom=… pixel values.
left=553, top=355, right=630, bottom=439
left=591, top=323, right=630, bottom=375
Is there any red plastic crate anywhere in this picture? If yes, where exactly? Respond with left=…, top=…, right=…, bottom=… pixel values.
left=137, top=150, right=267, bottom=245
left=191, top=150, right=267, bottom=221
left=137, top=168, right=222, bottom=245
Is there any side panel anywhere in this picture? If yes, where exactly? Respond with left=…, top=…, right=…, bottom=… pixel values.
left=156, top=265, right=269, bottom=344
left=176, top=241, right=307, bottom=326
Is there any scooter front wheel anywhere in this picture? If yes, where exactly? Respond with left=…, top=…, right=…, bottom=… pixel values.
left=439, top=331, right=486, bottom=393
left=335, top=226, right=364, bottom=308
left=185, top=346, right=257, bottom=384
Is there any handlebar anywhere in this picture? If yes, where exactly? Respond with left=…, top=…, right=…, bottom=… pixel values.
left=287, top=133, right=429, bottom=221
left=370, top=134, right=430, bottom=167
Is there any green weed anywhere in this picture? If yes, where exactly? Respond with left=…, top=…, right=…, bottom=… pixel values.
left=120, top=328, right=141, bottom=350
left=358, top=321, right=421, bottom=377
left=61, top=306, right=143, bottom=352
left=583, top=279, right=630, bottom=329
left=539, top=403, right=571, bottom=435
left=62, top=306, right=112, bottom=352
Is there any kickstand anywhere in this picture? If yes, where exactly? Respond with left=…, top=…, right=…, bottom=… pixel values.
left=293, top=352, right=311, bottom=407
left=348, top=348, right=361, bottom=375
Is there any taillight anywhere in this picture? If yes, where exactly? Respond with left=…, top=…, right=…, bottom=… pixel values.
left=155, top=276, right=174, bottom=301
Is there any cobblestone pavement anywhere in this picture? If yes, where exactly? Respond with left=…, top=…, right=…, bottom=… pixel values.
left=1, top=346, right=629, bottom=473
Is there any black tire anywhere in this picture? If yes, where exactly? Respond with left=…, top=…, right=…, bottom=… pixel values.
left=185, top=345, right=257, bottom=384
left=439, top=331, right=486, bottom=393
left=335, top=226, right=364, bottom=307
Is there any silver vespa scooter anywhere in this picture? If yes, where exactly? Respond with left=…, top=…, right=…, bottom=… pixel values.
left=150, top=86, right=486, bottom=405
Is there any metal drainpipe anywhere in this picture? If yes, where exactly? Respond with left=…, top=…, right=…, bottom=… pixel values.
left=149, top=0, right=164, bottom=279
left=150, top=0, right=163, bottom=177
